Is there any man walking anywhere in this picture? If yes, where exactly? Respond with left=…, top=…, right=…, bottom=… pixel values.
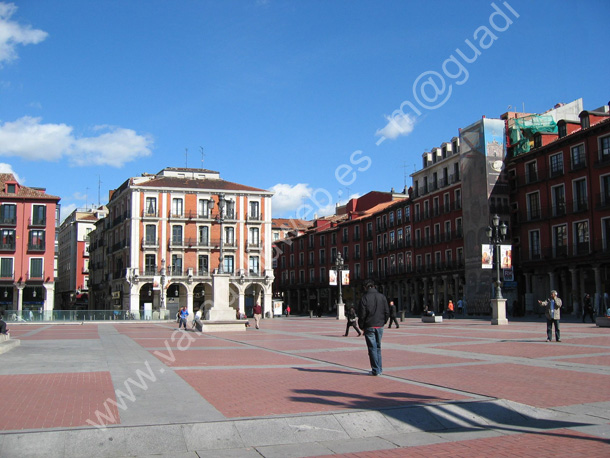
left=358, top=280, right=389, bottom=376
left=582, top=293, right=595, bottom=323
left=387, top=301, right=399, bottom=328
left=538, top=290, right=562, bottom=342
left=253, top=302, right=262, bottom=329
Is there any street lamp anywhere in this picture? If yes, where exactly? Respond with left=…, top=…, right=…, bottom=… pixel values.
left=486, top=214, right=508, bottom=325
left=486, top=214, right=508, bottom=299
left=208, top=193, right=233, bottom=274
left=160, top=258, right=166, bottom=310
left=332, top=254, right=347, bottom=320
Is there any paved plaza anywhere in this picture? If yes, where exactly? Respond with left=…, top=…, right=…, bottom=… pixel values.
left=0, top=316, right=609, bottom=457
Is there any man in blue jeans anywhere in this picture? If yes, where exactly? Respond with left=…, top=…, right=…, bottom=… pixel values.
left=358, top=280, right=390, bottom=376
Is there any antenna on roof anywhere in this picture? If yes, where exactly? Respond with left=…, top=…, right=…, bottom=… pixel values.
left=200, top=146, right=205, bottom=168
left=85, top=187, right=89, bottom=211
left=403, top=161, right=408, bottom=188
left=185, top=148, right=188, bottom=168
left=98, top=176, right=102, bottom=206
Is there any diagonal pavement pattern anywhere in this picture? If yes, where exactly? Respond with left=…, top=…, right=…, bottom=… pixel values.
left=0, top=317, right=608, bottom=457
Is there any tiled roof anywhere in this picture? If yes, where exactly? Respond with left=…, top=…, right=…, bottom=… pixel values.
left=136, top=176, right=271, bottom=194
left=272, top=218, right=311, bottom=230
left=0, top=174, right=60, bottom=201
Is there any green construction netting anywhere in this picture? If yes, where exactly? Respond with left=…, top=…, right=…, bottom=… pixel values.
left=509, top=115, right=557, bottom=155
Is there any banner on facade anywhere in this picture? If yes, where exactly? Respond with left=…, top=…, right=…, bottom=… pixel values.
left=329, top=270, right=337, bottom=285
left=500, top=245, right=512, bottom=269
left=482, top=246, right=493, bottom=269
left=341, top=270, right=350, bottom=286
left=152, top=276, right=161, bottom=290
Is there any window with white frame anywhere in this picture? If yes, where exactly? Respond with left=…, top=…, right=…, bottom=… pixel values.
left=249, top=201, right=259, bottom=219
left=573, top=178, right=588, bottom=211
left=529, top=230, right=541, bottom=259
left=199, top=226, right=209, bottom=246
left=171, top=198, right=183, bottom=217
left=145, top=197, right=157, bottom=216
left=0, top=257, right=13, bottom=278
left=198, top=255, right=208, bottom=274
left=574, top=221, right=589, bottom=255
left=198, top=199, right=210, bottom=218
left=527, top=192, right=541, bottom=220
left=249, top=227, right=259, bottom=246
left=249, top=256, right=259, bottom=274
left=571, top=144, right=586, bottom=169
left=224, top=255, right=234, bottom=274
left=601, top=136, right=610, bottom=160
left=30, top=258, right=43, bottom=278
left=225, top=226, right=235, bottom=245
left=550, top=152, right=563, bottom=176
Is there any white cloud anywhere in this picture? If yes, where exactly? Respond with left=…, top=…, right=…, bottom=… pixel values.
left=269, top=183, right=313, bottom=216
left=0, top=116, right=152, bottom=167
left=0, top=162, right=21, bottom=182
left=0, top=2, right=48, bottom=65
left=375, top=113, right=416, bottom=140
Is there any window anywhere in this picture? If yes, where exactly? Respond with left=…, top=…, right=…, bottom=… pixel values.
left=145, top=254, right=156, bottom=275
left=525, top=161, right=537, bottom=183
left=573, top=179, right=588, bottom=212
left=249, top=227, right=259, bottom=246
left=444, top=193, right=450, bottom=213
left=32, top=205, right=46, bottom=225
left=0, top=258, right=13, bottom=278
left=30, top=258, right=43, bottom=278
left=354, top=244, right=361, bottom=259
left=551, top=185, right=566, bottom=216
left=601, top=136, right=610, bottom=161
left=249, top=201, right=259, bottom=219
left=603, top=219, right=610, bottom=252
left=558, top=123, right=567, bottom=138
left=171, top=254, right=182, bottom=275
left=602, top=175, right=610, bottom=206
left=354, top=225, right=360, bottom=240
left=581, top=116, right=590, bottom=129
left=342, top=246, right=348, bottom=260
left=529, top=230, right=541, bottom=259
left=199, top=226, right=209, bottom=246
left=171, top=225, right=183, bottom=245
left=309, top=251, right=314, bottom=265
left=29, top=230, right=45, bottom=250
left=0, top=204, right=16, bottom=224
left=6, top=183, right=15, bottom=193
left=249, top=256, right=259, bottom=274
left=171, top=198, right=183, bottom=217
left=225, top=227, right=235, bottom=245
left=527, top=192, right=541, bottom=220
left=198, top=255, right=209, bottom=274
left=571, top=144, right=586, bottom=169
left=454, top=189, right=462, bottom=209
left=574, top=221, right=589, bottom=255
left=550, top=153, right=563, bottom=177
left=145, top=225, right=156, bottom=244
left=145, top=197, right=157, bottom=216
left=553, top=225, right=567, bottom=257
left=319, top=248, right=326, bottom=264
left=406, top=252, right=412, bottom=270
left=197, top=199, right=209, bottom=218
left=0, top=229, right=15, bottom=250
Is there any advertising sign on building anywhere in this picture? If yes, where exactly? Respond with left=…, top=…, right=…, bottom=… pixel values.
left=329, top=270, right=337, bottom=285
left=341, top=270, right=350, bottom=286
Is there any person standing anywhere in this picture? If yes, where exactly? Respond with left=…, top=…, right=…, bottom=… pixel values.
left=178, top=306, right=189, bottom=331
left=387, top=301, right=399, bottom=328
left=253, top=302, right=262, bottom=329
left=358, top=280, right=390, bottom=376
left=457, top=298, right=463, bottom=315
left=344, top=306, right=361, bottom=336
left=0, top=314, right=9, bottom=335
left=538, top=290, right=562, bottom=342
left=582, top=293, right=595, bottom=323
left=447, top=300, right=455, bottom=319
left=192, top=308, right=203, bottom=331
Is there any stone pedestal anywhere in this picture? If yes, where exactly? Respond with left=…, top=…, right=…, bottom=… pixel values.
left=208, top=274, right=235, bottom=321
left=336, top=301, right=345, bottom=320
left=491, top=298, right=509, bottom=325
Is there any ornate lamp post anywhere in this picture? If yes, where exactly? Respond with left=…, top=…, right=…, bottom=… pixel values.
left=332, top=254, right=346, bottom=320
left=486, top=214, right=508, bottom=325
left=160, top=258, right=166, bottom=312
left=209, top=193, right=232, bottom=274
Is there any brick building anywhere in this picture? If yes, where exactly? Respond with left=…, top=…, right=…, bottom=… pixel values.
left=89, top=167, right=274, bottom=319
left=0, top=173, right=60, bottom=318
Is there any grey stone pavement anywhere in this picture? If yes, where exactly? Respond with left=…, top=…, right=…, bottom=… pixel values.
left=0, top=316, right=609, bottom=457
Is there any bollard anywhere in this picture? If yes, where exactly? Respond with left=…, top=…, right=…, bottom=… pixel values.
left=400, top=310, right=405, bottom=322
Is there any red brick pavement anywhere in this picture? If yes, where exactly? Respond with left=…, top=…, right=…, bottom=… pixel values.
left=325, top=428, right=610, bottom=457
left=0, top=372, right=119, bottom=430
left=149, top=347, right=315, bottom=367
left=133, top=336, right=248, bottom=349
left=177, top=366, right=469, bottom=418
left=559, top=355, right=610, bottom=366
left=399, top=362, right=610, bottom=408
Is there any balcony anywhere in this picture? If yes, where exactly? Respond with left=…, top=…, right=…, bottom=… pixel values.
left=141, top=209, right=158, bottom=218
left=0, top=241, right=15, bottom=251
left=29, top=217, right=46, bottom=227
left=0, top=216, right=16, bottom=226
left=28, top=242, right=45, bottom=252
left=245, top=213, right=262, bottom=223
left=141, top=237, right=159, bottom=249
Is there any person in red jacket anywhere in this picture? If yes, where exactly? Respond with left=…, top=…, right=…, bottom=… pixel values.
left=447, top=300, right=455, bottom=319
left=253, top=303, right=262, bottom=329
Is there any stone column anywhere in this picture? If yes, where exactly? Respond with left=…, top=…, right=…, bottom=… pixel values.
left=442, top=275, right=448, bottom=304
left=208, top=273, right=234, bottom=320
left=432, top=276, right=439, bottom=313
left=594, top=265, right=603, bottom=315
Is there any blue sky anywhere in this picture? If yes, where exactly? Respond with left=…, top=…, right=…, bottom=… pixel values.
left=0, top=1, right=609, bottom=220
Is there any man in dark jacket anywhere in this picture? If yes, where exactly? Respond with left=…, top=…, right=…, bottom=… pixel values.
left=387, top=301, right=399, bottom=328
left=358, top=280, right=390, bottom=376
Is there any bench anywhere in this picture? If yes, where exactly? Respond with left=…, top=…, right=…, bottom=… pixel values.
left=596, top=317, right=610, bottom=328
left=422, top=316, right=443, bottom=323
